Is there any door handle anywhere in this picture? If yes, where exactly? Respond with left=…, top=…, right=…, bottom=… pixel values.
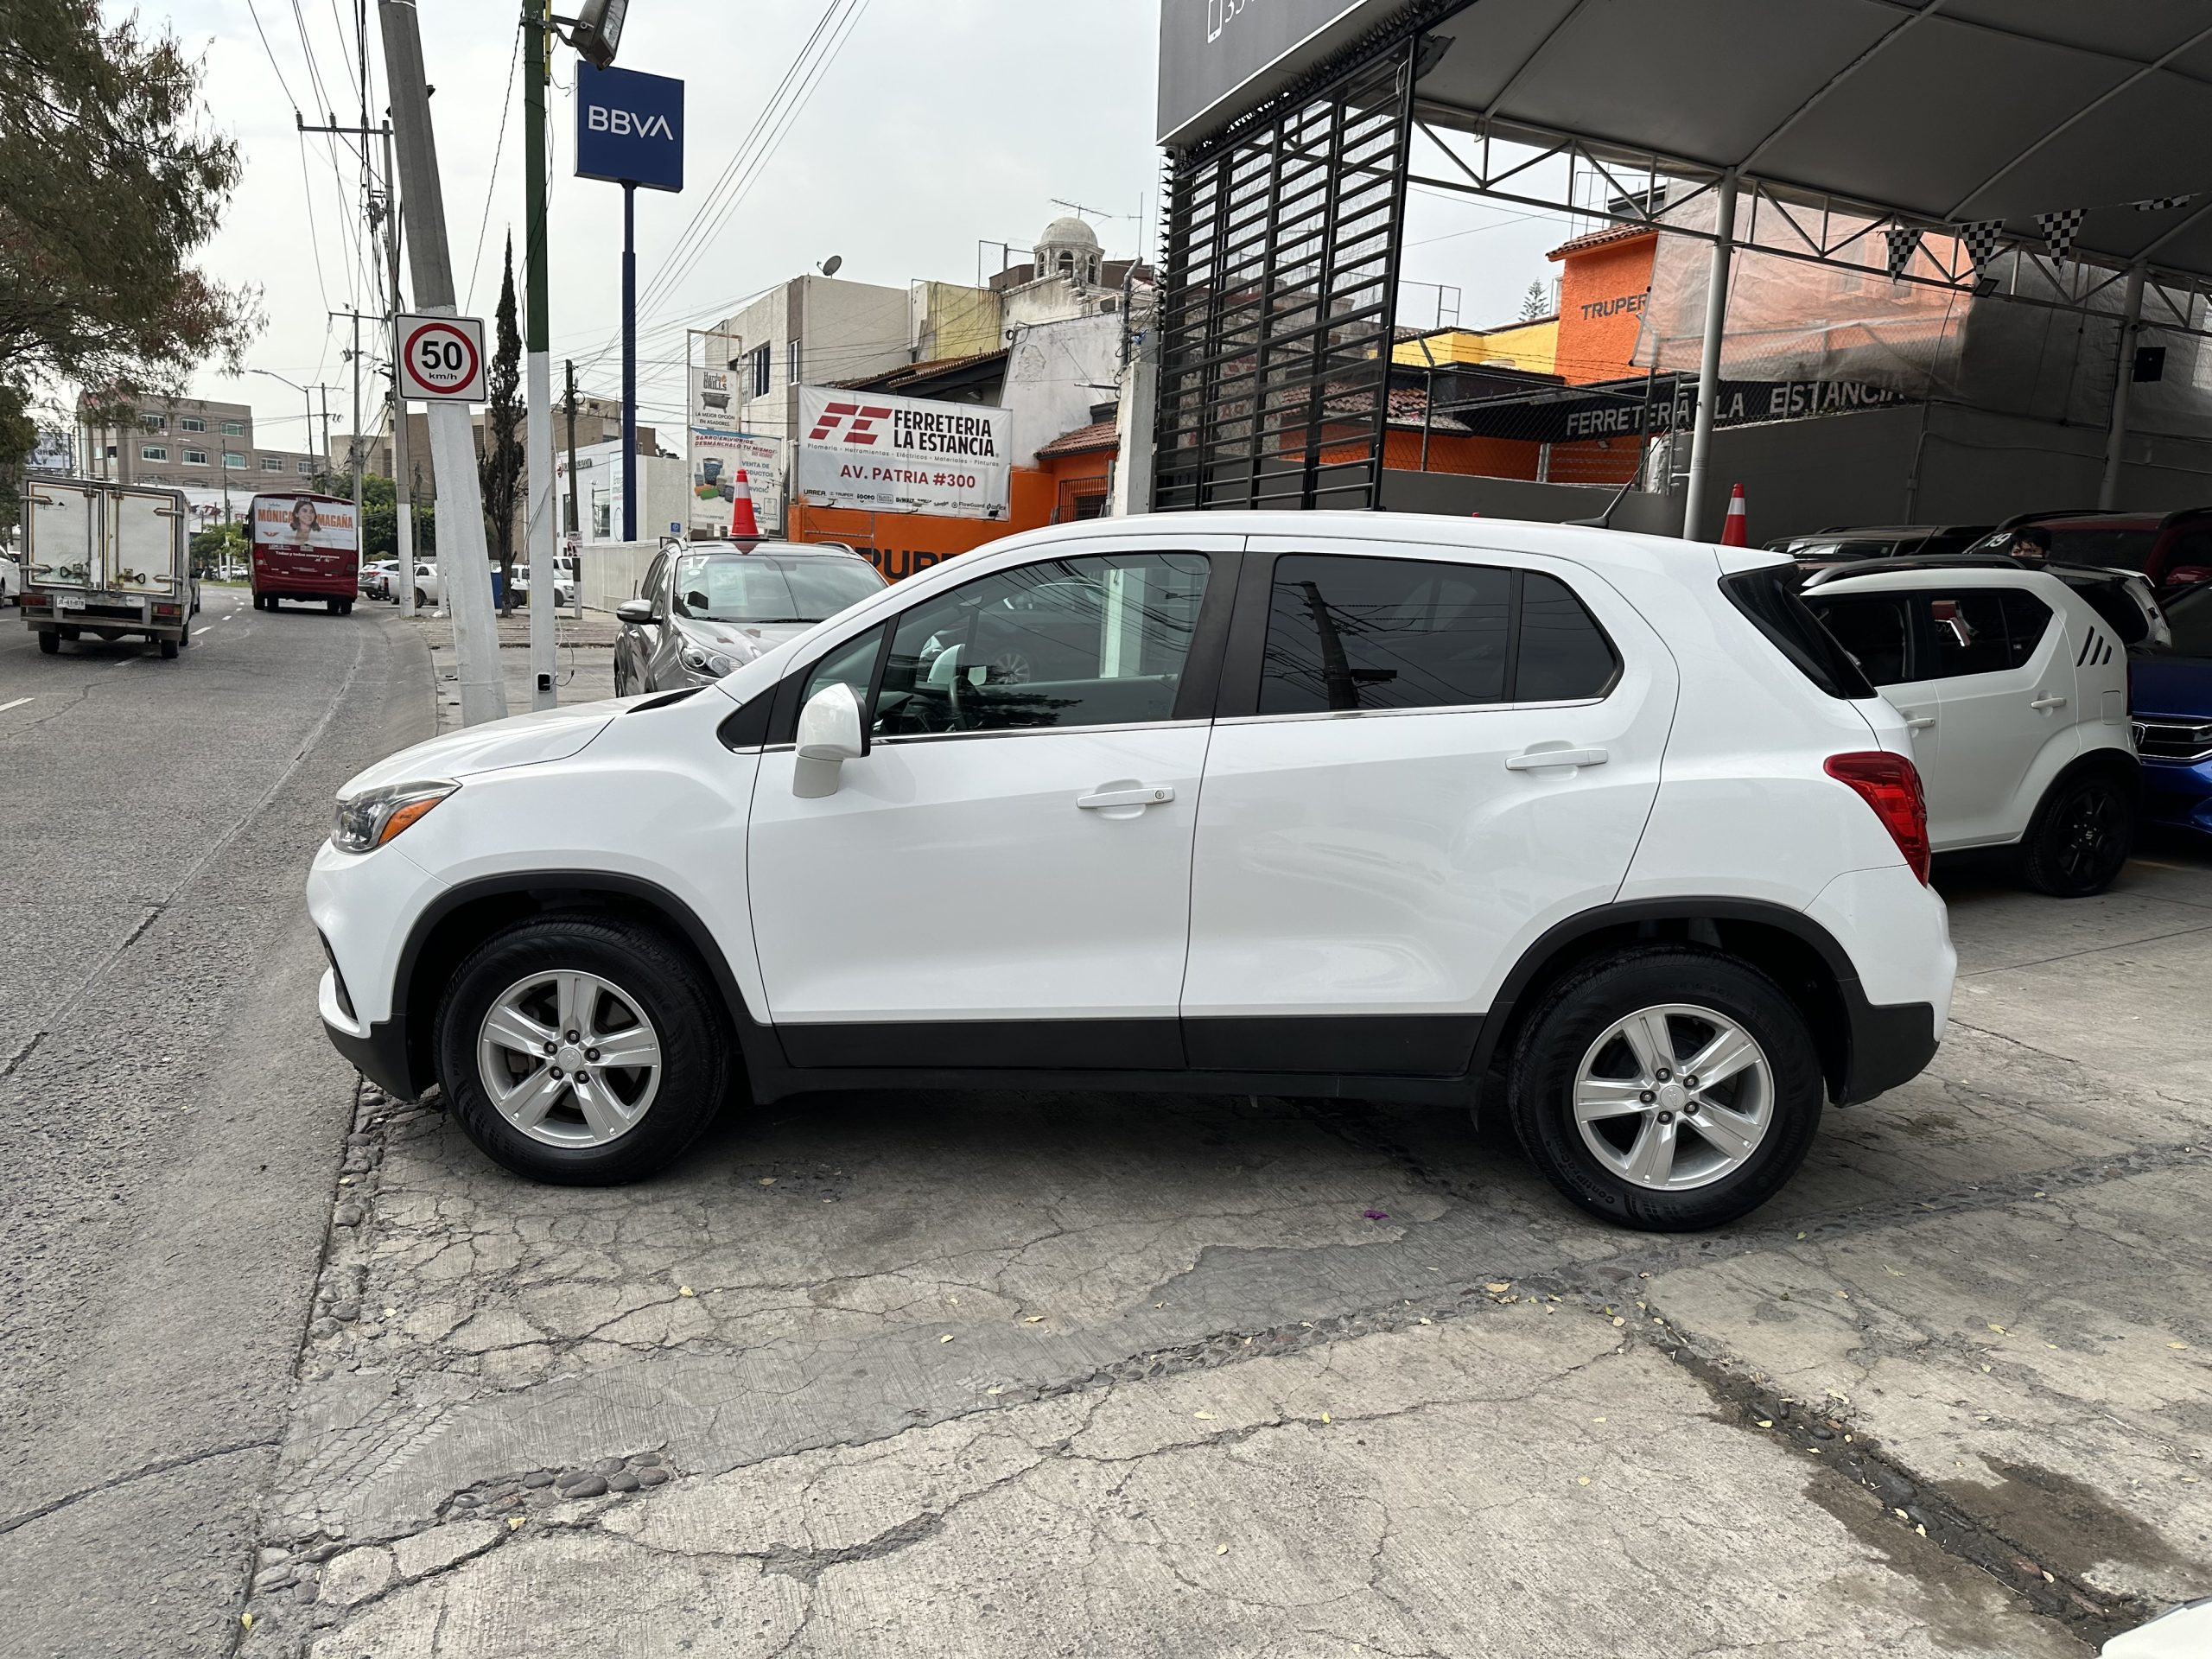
left=1077, top=785, right=1175, bottom=810
left=2031, top=694, right=2069, bottom=711
left=1904, top=715, right=1936, bottom=730
left=1505, top=747, right=1610, bottom=771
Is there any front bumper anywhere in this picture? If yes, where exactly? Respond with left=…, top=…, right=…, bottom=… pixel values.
left=2143, top=758, right=2212, bottom=834
left=319, top=968, right=417, bottom=1099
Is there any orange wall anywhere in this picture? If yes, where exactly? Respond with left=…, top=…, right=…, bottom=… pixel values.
left=1043, top=449, right=1115, bottom=519
left=1551, top=232, right=1657, bottom=385
left=786, top=467, right=1055, bottom=582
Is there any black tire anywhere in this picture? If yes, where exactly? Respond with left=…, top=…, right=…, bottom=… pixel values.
left=1507, top=946, right=1826, bottom=1231
left=2019, top=766, right=2134, bottom=897
left=37, top=629, right=58, bottom=655
left=415, top=588, right=429, bottom=609
left=327, top=598, right=341, bottom=614
left=157, top=639, right=178, bottom=659
left=435, top=916, right=732, bottom=1185
left=341, top=599, right=353, bottom=615
left=176, top=626, right=190, bottom=649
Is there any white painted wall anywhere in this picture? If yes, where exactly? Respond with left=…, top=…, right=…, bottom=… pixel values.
left=1003, top=310, right=1125, bottom=464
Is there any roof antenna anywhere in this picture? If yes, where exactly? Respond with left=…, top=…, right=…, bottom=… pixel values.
left=1564, top=474, right=1641, bottom=530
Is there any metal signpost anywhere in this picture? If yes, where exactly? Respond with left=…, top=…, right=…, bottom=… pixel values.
left=575, top=61, right=683, bottom=542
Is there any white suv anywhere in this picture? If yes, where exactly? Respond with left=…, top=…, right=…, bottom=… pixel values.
left=308, top=515, right=1955, bottom=1231
left=1801, top=560, right=2144, bottom=895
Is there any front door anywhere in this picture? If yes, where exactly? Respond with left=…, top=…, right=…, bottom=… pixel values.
left=747, top=543, right=1235, bottom=1068
left=1180, top=542, right=1675, bottom=1073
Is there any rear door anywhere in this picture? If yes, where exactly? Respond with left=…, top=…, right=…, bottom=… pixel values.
left=24, top=477, right=100, bottom=593
left=1179, top=540, right=1674, bottom=1074
left=1802, top=588, right=1942, bottom=771
left=1903, top=583, right=2078, bottom=847
left=109, top=489, right=183, bottom=598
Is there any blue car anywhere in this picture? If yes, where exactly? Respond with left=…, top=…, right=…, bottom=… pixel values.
left=2133, top=580, right=2212, bottom=835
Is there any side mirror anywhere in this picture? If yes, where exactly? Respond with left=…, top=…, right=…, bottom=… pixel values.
left=616, top=598, right=654, bottom=626
left=793, top=682, right=866, bottom=798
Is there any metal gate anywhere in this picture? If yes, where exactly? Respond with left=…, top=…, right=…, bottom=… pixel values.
left=1152, top=38, right=1419, bottom=513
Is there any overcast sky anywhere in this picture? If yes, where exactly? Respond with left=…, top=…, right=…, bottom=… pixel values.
left=145, top=1, right=1573, bottom=449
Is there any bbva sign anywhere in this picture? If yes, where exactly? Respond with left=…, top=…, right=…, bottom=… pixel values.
left=585, top=105, right=675, bottom=141
left=575, top=61, right=683, bottom=193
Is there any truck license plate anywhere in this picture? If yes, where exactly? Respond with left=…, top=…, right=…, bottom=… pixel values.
left=55, top=594, right=87, bottom=610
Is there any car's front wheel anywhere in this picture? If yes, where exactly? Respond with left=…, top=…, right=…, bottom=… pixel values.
left=1508, top=947, right=1824, bottom=1231
left=435, top=916, right=732, bottom=1184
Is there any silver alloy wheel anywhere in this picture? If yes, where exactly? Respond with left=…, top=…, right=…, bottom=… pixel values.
left=475, top=969, right=664, bottom=1148
left=1572, top=1003, right=1774, bottom=1192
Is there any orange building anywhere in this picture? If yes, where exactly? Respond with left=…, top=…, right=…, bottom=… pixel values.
left=1547, top=225, right=1658, bottom=385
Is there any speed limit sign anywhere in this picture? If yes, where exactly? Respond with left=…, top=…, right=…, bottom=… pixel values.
left=397, top=313, right=488, bottom=403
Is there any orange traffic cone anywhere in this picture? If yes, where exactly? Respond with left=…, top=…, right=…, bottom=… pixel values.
left=1719, top=481, right=1749, bottom=546
left=728, top=469, right=760, bottom=541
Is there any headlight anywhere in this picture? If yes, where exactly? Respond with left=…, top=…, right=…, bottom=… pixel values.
left=331, top=780, right=457, bottom=853
left=679, top=643, right=739, bottom=677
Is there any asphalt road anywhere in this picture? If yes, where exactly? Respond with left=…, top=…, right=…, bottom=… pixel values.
left=0, top=588, right=431, bottom=1659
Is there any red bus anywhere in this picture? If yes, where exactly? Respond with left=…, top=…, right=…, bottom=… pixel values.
left=249, top=492, right=359, bottom=612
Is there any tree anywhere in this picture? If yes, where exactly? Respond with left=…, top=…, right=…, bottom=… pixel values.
left=1518, top=280, right=1550, bottom=322
left=315, top=469, right=435, bottom=561
left=478, top=234, right=524, bottom=613
left=0, top=3, right=260, bottom=516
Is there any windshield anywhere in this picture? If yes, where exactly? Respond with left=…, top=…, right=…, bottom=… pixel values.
left=1972, top=524, right=2158, bottom=570
left=672, top=553, right=882, bottom=624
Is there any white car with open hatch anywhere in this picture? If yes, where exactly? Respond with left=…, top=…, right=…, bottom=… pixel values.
left=308, top=514, right=1955, bottom=1231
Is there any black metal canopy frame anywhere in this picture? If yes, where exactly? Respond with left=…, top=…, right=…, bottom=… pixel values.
left=1153, top=0, right=2212, bottom=519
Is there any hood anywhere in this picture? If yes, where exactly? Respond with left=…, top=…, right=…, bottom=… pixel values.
left=337, top=699, right=625, bottom=796
left=673, top=612, right=817, bottom=667
left=2130, top=653, right=2212, bottom=720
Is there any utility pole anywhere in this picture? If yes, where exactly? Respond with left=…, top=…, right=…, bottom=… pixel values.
left=623, top=181, right=638, bottom=541
left=523, top=0, right=557, bottom=707
left=563, top=359, right=580, bottom=539
left=385, top=121, right=416, bottom=619
left=378, top=0, right=507, bottom=724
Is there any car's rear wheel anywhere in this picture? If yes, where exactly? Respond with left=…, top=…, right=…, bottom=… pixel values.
left=37, top=630, right=58, bottom=655
left=436, top=916, right=731, bottom=1185
left=2020, top=767, right=2133, bottom=897
left=1508, top=947, right=1824, bottom=1231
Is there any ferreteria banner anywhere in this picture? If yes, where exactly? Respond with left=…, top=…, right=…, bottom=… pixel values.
left=794, top=385, right=1012, bottom=520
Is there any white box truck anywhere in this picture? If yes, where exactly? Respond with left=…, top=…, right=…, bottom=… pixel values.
left=20, top=476, right=199, bottom=658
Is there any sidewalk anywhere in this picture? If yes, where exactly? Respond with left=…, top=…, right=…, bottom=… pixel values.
left=402, top=603, right=620, bottom=733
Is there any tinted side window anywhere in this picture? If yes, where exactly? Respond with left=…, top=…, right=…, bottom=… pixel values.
left=1516, top=572, right=1618, bottom=700
left=1995, top=589, right=2053, bottom=666
left=875, top=552, right=1211, bottom=735
left=1808, top=594, right=1911, bottom=686
left=1923, top=591, right=2016, bottom=677
left=1261, top=556, right=1510, bottom=714
left=639, top=553, right=666, bottom=604
left=1719, top=567, right=1876, bottom=700
left=800, top=622, right=887, bottom=710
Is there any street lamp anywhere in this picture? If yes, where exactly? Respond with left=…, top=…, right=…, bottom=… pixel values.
left=251, top=368, right=320, bottom=472
left=563, top=0, right=628, bottom=67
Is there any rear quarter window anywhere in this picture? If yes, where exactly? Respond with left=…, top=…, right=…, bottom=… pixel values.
left=1721, top=566, right=1877, bottom=700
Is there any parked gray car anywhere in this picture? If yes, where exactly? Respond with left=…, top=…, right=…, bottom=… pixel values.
left=613, top=542, right=887, bottom=695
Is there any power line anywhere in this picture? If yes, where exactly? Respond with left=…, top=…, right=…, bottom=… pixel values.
left=583, top=0, right=872, bottom=374
left=243, top=0, right=303, bottom=108
left=466, top=23, right=525, bottom=314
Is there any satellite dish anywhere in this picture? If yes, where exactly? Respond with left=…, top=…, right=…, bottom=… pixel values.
left=819, top=255, right=844, bottom=277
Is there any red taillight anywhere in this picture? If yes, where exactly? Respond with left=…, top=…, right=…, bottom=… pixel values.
left=1825, top=752, right=1931, bottom=884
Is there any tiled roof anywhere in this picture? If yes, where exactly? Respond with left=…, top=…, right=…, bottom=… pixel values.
left=833, top=348, right=1008, bottom=391
left=1546, top=222, right=1661, bottom=261
left=1037, top=418, right=1120, bottom=458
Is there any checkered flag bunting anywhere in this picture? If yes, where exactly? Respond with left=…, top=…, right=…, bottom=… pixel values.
left=1884, top=226, right=1920, bottom=281
left=1957, top=218, right=2006, bottom=274
left=2133, top=194, right=2195, bottom=212
left=2037, top=207, right=2085, bottom=261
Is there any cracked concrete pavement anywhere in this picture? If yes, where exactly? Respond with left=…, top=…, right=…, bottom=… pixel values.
left=223, top=832, right=2212, bottom=1656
